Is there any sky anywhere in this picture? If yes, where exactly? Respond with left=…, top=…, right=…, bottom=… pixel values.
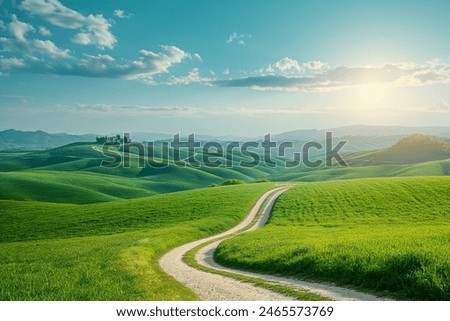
left=1, top=0, right=450, bottom=136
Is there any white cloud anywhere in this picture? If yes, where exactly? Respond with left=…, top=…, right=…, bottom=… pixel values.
left=0, top=36, right=71, bottom=58
left=0, top=56, right=26, bottom=69
left=32, top=39, right=70, bottom=58
left=113, top=9, right=132, bottom=19
left=275, top=57, right=302, bottom=74
left=169, top=68, right=211, bottom=85
left=8, top=14, right=35, bottom=42
left=216, top=61, right=450, bottom=92
left=38, top=26, right=51, bottom=36
left=223, top=68, right=230, bottom=75
left=0, top=15, right=70, bottom=59
left=71, top=14, right=116, bottom=49
left=226, top=32, right=251, bottom=46
left=261, top=58, right=330, bottom=76
left=0, top=13, right=194, bottom=83
left=131, top=45, right=189, bottom=82
left=20, top=0, right=117, bottom=49
left=193, top=53, right=202, bottom=61
left=0, top=45, right=190, bottom=83
left=113, top=9, right=125, bottom=18
left=0, top=21, right=6, bottom=31
left=303, top=60, right=330, bottom=71
left=73, top=46, right=189, bottom=82
left=20, top=0, right=85, bottom=28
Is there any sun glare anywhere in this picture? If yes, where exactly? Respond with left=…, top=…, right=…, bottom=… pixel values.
left=353, top=84, right=391, bottom=110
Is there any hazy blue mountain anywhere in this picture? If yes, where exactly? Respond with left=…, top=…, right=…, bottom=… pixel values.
left=273, top=125, right=450, bottom=141
left=0, top=129, right=97, bottom=150
left=271, top=125, right=450, bottom=152
left=3, top=125, right=450, bottom=151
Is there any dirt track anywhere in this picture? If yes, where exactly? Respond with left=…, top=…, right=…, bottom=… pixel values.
left=160, top=187, right=387, bottom=301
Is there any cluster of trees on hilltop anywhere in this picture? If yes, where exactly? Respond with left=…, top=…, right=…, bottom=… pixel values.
left=391, top=134, right=450, bottom=154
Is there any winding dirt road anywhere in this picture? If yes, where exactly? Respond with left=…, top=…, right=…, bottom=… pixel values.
left=160, top=186, right=387, bottom=301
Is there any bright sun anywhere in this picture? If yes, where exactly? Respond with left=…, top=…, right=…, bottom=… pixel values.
left=352, top=84, right=391, bottom=110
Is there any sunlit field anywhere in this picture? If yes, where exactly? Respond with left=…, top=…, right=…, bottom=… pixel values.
left=216, top=177, right=450, bottom=300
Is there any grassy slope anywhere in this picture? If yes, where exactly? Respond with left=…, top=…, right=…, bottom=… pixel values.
left=0, top=183, right=274, bottom=300
left=269, top=158, right=450, bottom=182
left=0, top=171, right=157, bottom=204
left=2, top=141, right=449, bottom=200
left=0, top=143, right=281, bottom=202
left=215, top=177, right=450, bottom=300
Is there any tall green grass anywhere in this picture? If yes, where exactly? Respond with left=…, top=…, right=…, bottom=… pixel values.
left=215, top=177, right=450, bottom=300
left=0, top=184, right=274, bottom=300
left=0, top=171, right=157, bottom=203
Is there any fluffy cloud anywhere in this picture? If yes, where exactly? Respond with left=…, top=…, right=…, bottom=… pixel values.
left=0, top=3, right=198, bottom=84
left=168, top=68, right=211, bottom=85
left=0, top=45, right=190, bottom=83
left=260, top=57, right=329, bottom=76
left=304, top=60, right=330, bottom=71
left=32, top=39, right=71, bottom=58
left=20, top=0, right=84, bottom=28
left=0, top=56, right=26, bottom=69
left=20, top=0, right=116, bottom=49
left=0, top=37, right=70, bottom=58
left=69, top=46, right=188, bottom=82
left=0, top=11, right=194, bottom=83
left=0, top=15, right=70, bottom=58
left=38, top=26, right=51, bottom=36
left=113, top=9, right=132, bottom=19
left=0, top=37, right=70, bottom=60
left=215, top=61, right=450, bottom=91
left=71, top=14, right=116, bottom=49
left=275, top=57, right=302, bottom=74
left=130, top=46, right=189, bottom=82
left=226, top=32, right=251, bottom=46
left=8, top=14, right=35, bottom=42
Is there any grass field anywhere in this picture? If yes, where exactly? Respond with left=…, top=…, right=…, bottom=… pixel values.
left=0, top=183, right=274, bottom=300
left=0, top=143, right=284, bottom=201
left=1, top=139, right=450, bottom=301
left=215, top=177, right=450, bottom=300
left=1, top=140, right=449, bottom=204
left=0, top=171, right=157, bottom=203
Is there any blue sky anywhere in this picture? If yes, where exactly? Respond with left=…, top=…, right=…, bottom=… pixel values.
left=1, top=0, right=450, bottom=135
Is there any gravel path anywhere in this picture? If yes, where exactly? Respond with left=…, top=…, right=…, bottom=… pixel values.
left=160, top=187, right=389, bottom=301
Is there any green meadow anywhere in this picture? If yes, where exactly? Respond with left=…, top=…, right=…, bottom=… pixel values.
left=0, top=184, right=274, bottom=300
left=215, top=177, right=450, bottom=300
left=1, top=135, right=450, bottom=300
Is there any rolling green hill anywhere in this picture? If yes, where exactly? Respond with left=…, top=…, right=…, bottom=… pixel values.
left=0, top=171, right=158, bottom=204
left=346, top=134, right=450, bottom=165
left=0, top=183, right=275, bottom=300
left=1, top=135, right=449, bottom=206
left=267, top=135, right=450, bottom=182
left=0, top=142, right=285, bottom=203
left=215, top=177, right=450, bottom=300
left=269, top=158, right=450, bottom=182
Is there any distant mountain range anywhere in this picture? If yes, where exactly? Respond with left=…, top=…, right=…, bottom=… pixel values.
left=272, top=125, right=450, bottom=141
left=1, top=125, right=450, bottom=150
left=0, top=129, right=96, bottom=150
